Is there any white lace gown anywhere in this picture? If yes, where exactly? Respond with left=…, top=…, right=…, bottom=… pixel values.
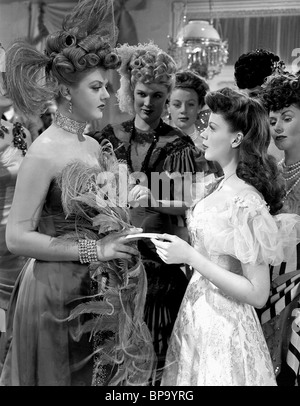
left=161, top=189, right=300, bottom=386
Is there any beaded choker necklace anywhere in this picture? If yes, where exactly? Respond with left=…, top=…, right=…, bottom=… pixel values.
left=126, top=119, right=164, bottom=176
left=53, top=110, right=87, bottom=137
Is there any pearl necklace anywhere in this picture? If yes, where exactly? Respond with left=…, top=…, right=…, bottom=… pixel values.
left=279, top=158, right=300, bottom=169
left=283, top=166, right=300, bottom=181
left=280, top=159, right=300, bottom=202
left=53, top=110, right=87, bottom=137
left=283, top=176, right=300, bottom=202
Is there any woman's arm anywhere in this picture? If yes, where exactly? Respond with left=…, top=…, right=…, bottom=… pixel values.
left=6, top=144, right=139, bottom=262
left=151, top=234, right=270, bottom=309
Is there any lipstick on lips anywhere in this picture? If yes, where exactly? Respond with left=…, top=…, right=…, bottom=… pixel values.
left=275, top=135, right=286, bottom=141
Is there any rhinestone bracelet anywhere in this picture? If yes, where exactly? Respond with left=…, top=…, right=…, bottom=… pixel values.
left=78, top=239, right=98, bottom=263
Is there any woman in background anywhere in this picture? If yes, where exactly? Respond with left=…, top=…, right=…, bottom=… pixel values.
left=234, top=48, right=286, bottom=162
left=91, top=42, right=220, bottom=382
left=168, top=69, right=210, bottom=151
left=259, top=73, right=300, bottom=386
left=0, top=44, right=32, bottom=371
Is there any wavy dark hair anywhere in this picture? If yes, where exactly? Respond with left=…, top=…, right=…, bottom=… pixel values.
left=4, top=0, right=121, bottom=117
left=234, top=48, right=283, bottom=91
left=260, top=73, right=300, bottom=113
left=205, top=87, right=285, bottom=214
left=174, top=70, right=209, bottom=109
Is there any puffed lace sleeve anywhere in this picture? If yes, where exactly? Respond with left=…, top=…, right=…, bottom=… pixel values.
left=201, top=193, right=300, bottom=266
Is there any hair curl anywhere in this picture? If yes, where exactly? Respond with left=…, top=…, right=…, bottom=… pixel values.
left=173, top=70, right=209, bottom=109
left=234, top=48, right=284, bottom=90
left=259, top=73, right=300, bottom=112
left=116, top=42, right=177, bottom=115
left=205, top=87, right=285, bottom=214
left=4, top=0, right=121, bottom=117
left=45, top=31, right=121, bottom=85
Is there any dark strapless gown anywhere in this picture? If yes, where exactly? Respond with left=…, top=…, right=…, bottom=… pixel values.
left=0, top=180, right=94, bottom=386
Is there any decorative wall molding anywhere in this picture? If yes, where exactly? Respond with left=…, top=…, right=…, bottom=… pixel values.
left=173, top=1, right=300, bottom=24
left=171, top=1, right=300, bottom=45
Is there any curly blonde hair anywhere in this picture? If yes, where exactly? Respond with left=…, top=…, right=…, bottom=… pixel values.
left=116, top=42, right=177, bottom=116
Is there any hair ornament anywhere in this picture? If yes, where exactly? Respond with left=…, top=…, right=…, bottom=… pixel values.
left=272, top=59, right=286, bottom=75
left=62, top=0, right=118, bottom=48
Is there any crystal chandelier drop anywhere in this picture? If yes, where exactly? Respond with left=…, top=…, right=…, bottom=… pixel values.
left=168, top=2, right=228, bottom=80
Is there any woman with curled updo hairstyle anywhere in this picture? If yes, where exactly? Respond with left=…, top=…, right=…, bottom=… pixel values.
left=116, top=42, right=177, bottom=116
left=168, top=70, right=212, bottom=150
left=5, top=18, right=120, bottom=117
left=261, top=73, right=300, bottom=113
left=91, top=41, right=220, bottom=384
left=174, top=70, right=209, bottom=109
left=259, top=73, right=300, bottom=387
left=205, top=87, right=285, bottom=215
left=45, top=30, right=121, bottom=85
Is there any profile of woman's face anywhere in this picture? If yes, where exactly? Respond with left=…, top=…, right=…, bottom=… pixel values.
left=269, top=104, right=300, bottom=152
left=69, top=68, right=110, bottom=122
left=169, top=87, right=201, bottom=132
left=201, top=112, right=237, bottom=165
left=133, top=81, right=169, bottom=125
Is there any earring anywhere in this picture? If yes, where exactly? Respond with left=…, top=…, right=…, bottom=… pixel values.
left=68, top=100, right=73, bottom=114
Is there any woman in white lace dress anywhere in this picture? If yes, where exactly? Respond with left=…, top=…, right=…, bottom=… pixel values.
left=151, top=87, right=300, bottom=386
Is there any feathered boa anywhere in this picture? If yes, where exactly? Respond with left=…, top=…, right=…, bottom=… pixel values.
left=56, top=142, right=156, bottom=386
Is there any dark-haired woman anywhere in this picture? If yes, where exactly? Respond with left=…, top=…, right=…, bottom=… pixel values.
left=234, top=48, right=286, bottom=162
left=259, top=73, right=300, bottom=386
left=168, top=69, right=210, bottom=150
left=151, top=88, right=300, bottom=386
left=234, top=48, right=284, bottom=97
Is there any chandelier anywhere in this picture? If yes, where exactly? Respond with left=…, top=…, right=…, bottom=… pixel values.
left=168, top=4, right=228, bottom=80
left=0, top=43, right=5, bottom=73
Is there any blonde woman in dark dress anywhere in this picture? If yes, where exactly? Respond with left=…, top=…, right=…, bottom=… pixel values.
left=91, top=42, right=221, bottom=382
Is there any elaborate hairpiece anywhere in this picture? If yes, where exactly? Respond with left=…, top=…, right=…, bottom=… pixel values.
left=174, top=70, right=209, bottom=108
left=116, top=42, right=177, bottom=115
left=5, top=0, right=120, bottom=117
left=260, top=73, right=300, bottom=112
left=62, top=0, right=118, bottom=48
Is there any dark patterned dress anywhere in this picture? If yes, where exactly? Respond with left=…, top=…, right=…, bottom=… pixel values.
left=91, top=119, right=221, bottom=381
